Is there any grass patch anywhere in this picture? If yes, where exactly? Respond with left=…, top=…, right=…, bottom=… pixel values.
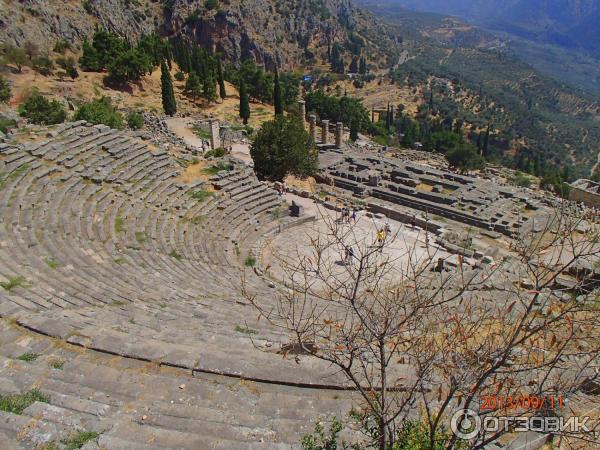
left=190, top=215, right=205, bottom=225
left=135, top=231, right=147, bottom=243
left=8, top=164, right=30, bottom=180
left=62, top=430, right=100, bottom=450
left=244, top=255, right=257, bottom=267
left=190, top=190, right=214, bottom=202
left=0, top=389, right=50, bottom=414
left=192, top=124, right=211, bottom=140
left=169, top=250, right=183, bottom=261
left=46, top=257, right=60, bottom=269
left=48, top=358, right=65, bottom=370
left=204, top=147, right=226, bottom=158
left=271, top=207, right=281, bottom=220
left=0, top=276, right=29, bottom=291
left=114, top=257, right=126, bottom=265
left=0, top=164, right=31, bottom=190
left=510, top=171, right=533, bottom=188
left=16, top=352, right=39, bottom=362
left=0, top=117, right=17, bottom=134
left=114, top=217, right=125, bottom=233
left=111, top=300, right=126, bottom=306
left=202, top=162, right=231, bottom=176
left=36, top=443, right=59, bottom=450
left=235, top=325, right=258, bottom=335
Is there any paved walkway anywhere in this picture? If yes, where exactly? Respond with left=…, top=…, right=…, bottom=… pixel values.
left=263, top=196, right=451, bottom=287
left=230, top=142, right=252, bottom=164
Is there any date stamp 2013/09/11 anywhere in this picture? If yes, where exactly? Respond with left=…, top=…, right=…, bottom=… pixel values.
left=480, top=394, right=564, bottom=412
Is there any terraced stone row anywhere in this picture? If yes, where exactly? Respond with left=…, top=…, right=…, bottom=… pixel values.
left=0, top=322, right=357, bottom=449
left=0, top=122, right=345, bottom=388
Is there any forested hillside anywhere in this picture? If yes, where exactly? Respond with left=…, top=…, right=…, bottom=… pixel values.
left=1, top=0, right=600, bottom=177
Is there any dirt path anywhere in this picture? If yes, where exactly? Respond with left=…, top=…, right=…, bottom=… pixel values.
left=164, top=117, right=205, bottom=149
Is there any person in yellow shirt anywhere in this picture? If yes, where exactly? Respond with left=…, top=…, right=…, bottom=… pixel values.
left=377, top=229, right=385, bottom=252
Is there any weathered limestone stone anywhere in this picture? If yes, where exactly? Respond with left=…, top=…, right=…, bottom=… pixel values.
left=321, top=120, right=329, bottom=145
left=298, top=100, right=306, bottom=122
left=335, top=122, right=343, bottom=148
left=209, top=119, right=221, bottom=150
left=309, top=115, right=317, bottom=143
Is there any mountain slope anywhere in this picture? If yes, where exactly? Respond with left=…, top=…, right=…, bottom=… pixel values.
left=1, top=0, right=600, bottom=175
left=365, top=0, right=600, bottom=54
left=0, top=0, right=400, bottom=70
left=358, top=0, right=600, bottom=175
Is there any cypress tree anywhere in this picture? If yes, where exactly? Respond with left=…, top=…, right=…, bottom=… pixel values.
left=184, top=46, right=193, bottom=73
left=217, top=56, right=226, bottom=100
left=330, top=44, right=344, bottom=74
left=203, top=73, right=218, bottom=102
left=349, top=56, right=358, bottom=73
left=274, top=68, right=283, bottom=116
left=239, top=80, right=250, bottom=125
left=385, top=103, right=391, bottom=130
left=161, top=60, right=177, bottom=116
left=359, top=56, right=367, bottom=75
left=482, top=124, right=490, bottom=157
left=350, top=119, right=358, bottom=141
left=165, top=41, right=173, bottom=70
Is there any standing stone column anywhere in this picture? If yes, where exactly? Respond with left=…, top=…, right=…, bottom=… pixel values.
left=335, top=122, right=343, bottom=148
left=321, top=120, right=329, bottom=145
left=298, top=100, right=306, bottom=122
left=309, top=115, right=317, bottom=143
left=209, top=119, right=221, bottom=150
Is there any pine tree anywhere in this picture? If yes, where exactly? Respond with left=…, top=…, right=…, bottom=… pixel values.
left=0, top=75, right=11, bottom=104
left=185, top=72, right=202, bottom=99
left=79, top=40, right=100, bottom=71
left=217, top=56, right=226, bottom=100
left=350, top=119, right=358, bottom=141
left=239, top=80, right=250, bottom=125
left=274, top=68, right=283, bottom=116
left=161, top=60, right=177, bottom=116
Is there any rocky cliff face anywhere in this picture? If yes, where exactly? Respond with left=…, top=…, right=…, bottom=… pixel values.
left=161, top=0, right=395, bottom=69
left=161, top=0, right=351, bottom=69
left=0, top=0, right=394, bottom=69
left=0, top=0, right=161, bottom=48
